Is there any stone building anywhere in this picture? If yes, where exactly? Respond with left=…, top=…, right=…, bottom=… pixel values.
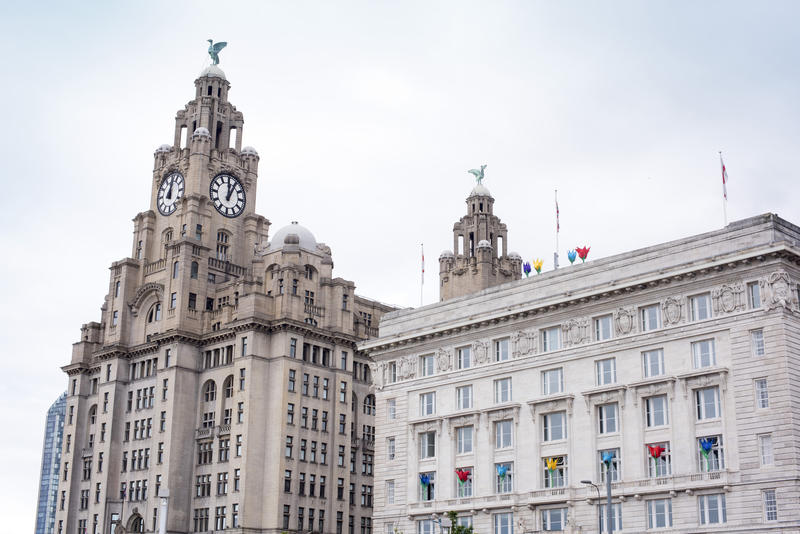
left=37, top=392, right=67, bottom=534
left=56, top=63, right=393, bottom=534
left=363, top=190, right=800, bottom=533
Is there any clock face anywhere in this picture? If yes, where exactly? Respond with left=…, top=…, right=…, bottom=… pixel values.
left=210, top=173, right=246, bottom=218
left=157, top=171, right=185, bottom=215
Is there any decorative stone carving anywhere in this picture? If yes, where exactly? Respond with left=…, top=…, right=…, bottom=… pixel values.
left=562, top=317, right=589, bottom=347
left=516, top=517, right=528, bottom=534
left=761, top=271, right=796, bottom=311
left=614, top=306, right=636, bottom=335
left=436, top=348, right=452, bottom=372
left=369, top=362, right=384, bottom=390
left=661, top=296, right=683, bottom=325
left=472, top=339, right=490, bottom=365
left=127, top=282, right=164, bottom=317
left=511, top=329, right=537, bottom=358
left=397, top=356, right=416, bottom=380
left=711, top=283, right=744, bottom=315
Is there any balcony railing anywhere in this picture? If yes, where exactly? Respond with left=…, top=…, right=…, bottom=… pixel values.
left=304, top=303, right=325, bottom=317
left=144, top=258, right=166, bottom=275
left=208, top=257, right=250, bottom=278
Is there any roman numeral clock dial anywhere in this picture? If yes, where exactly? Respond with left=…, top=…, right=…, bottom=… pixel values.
left=157, top=171, right=185, bottom=215
left=210, top=173, right=246, bottom=218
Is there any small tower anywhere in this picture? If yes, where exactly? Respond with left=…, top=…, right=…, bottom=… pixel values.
left=439, top=181, right=522, bottom=301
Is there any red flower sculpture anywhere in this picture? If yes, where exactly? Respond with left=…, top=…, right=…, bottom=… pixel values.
left=576, top=246, right=590, bottom=262
left=455, top=469, right=471, bottom=484
left=647, top=445, right=666, bottom=458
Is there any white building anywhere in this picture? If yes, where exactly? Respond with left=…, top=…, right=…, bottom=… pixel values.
left=362, top=185, right=800, bottom=533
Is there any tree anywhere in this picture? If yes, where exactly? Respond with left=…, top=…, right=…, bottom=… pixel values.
left=447, top=511, right=474, bottom=534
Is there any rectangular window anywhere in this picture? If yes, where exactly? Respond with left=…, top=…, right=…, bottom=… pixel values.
left=541, top=508, right=567, bottom=531
left=647, top=442, right=671, bottom=477
left=341, top=351, right=348, bottom=370
left=642, top=349, right=665, bottom=377
left=420, top=354, right=435, bottom=376
left=457, top=426, right=473, bottom=454
left=456, top=385, right=473, bottom=410
left=698, top=435, right=725, bottom=471
left=755, top=378, right=769, bottom=409
left=690, top=293, right=712, bottom=321
left=387, top=437, right=395, bottom=460
left=599, top=448, right=621, bottom=482
left=698, top=493, right=727, bottom=524
left=495, top=338, right=509, bottom=361
left=696, top=387, right=720, bottom=420
left=751, top=329, right=765, bottom=356
left=543, top=412, right=566, bottom=441
left=598, top=403, right=618, bottom=434
left=420, top=392, right=435, bottom=416
left=760, top=434, right=774, bottom=466
left=543, top=456, right=567, bottom=488
left=285, top=436, right=293, bottom=458
left=645, top=395, right=669, bottom=427
left=692, top=339, right=716, bottom=368
left=542, top=368, right=563, bottom=395
left=598, top=503, right=622, bottom=532
left=763, top=489, right=778, bottom=521
left=288, top=370, right=296, bottom=392
left=595, top=358, right=616, bottom=385
left=594, top=315, right=613, bottom=341
left=419, top=431, right=436, bottom=459
left=640, top=304, right=661, bottom=331
left=647, top=499, right=673, bottom=529
left=387, top=362, right=397, bottom=383
left=495, top=420, right=513, bottom=449
left=495, top=463, right=513, bottom=493
left=387, top=399, right=396, bottom=420
left=455, top=466, right=472, bottom=497
left=541, top=326, right=561, bottom=352
left=494, top=377, right=512, bottom=403
left=419, top=472, right=435, bottom=501
left=748, top=281, right=762, bottom=308
left=386, top=480, right=395, bottom=504
left=457, top=346, right=471, bottom=369
left=170, top=292, right=176, bottom=309
left=493, top=513, right=512, bottom=534
left=418, top=520, right=434, bottom=534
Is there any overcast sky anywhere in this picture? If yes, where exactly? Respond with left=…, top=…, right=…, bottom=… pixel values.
left=1, top=1, right=798, bottom=530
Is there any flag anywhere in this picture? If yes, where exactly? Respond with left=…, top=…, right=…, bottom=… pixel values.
left=556, top=197, right=560, bottom=232
left=720, top=154, right=728, bottom=200
left=421, top=244, right=425, bottom=285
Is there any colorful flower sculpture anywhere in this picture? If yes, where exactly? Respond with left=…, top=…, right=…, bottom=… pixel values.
left=419, top=473, right=430, bottom=487
left=455, top=469, right=471, bottom=485
left=602, top=451, right=616, bottom=464
left=699, top=438, right=716, bottom=470
left=533, top=258, right=543, bottom=274
left=576, top=246, right=590, bottom=262
left=523, top=262, right=532, bottom=277
left=567, top=250, right=577, bottom=264
left=496, top=464, right=508, bottom=479
left=647, top=445, right=665, bottom=459
left=546, top=458, right=559, bottom=472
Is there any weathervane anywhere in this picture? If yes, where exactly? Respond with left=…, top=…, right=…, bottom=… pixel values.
left=207, top=39, right=227, bottom=65
left=468, top=164, right=487, bottom=185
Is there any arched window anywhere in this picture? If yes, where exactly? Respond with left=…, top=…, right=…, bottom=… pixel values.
left=203, top=381, right=216, bottom=402
left=223, top=375, right=234, bottom=398
left=172, top=261, right=179, bottom=279
left=191, top=261, right=199, bottom=279
left=88, top=405, right=97, bottom=425
left=363, top=394, right=375, bottom=416
left=147, top=303, right=161, bottom=323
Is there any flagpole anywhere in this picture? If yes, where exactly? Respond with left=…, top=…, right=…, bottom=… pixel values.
left=554, top=189, right=560, bottom=270
left=420, top=243, right=424, bottom=307
left=719, top=151, right=728, bottom=227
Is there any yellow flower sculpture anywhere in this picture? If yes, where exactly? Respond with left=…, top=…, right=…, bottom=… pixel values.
left=533, top=259, right=544, bottom=274
left=546, top=457, right=559, bottom=471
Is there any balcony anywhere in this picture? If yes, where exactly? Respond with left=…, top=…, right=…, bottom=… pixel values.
left=195, top=427, right=214, bottom=440
left=304, top=303, right=325, bottom=317
left=144, top=258, right=166, bottom=275
left=208, top=257, right=250, bottom=278
left=81, top=446, right=93, bottom=458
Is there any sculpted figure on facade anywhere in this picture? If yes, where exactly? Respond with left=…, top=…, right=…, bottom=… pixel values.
left=661, top=296, right=684, bottom=325
left=397, top=355, right=417, bottom=380
left=562, top=317, right=589, bottom=347
left=369, top=362, right=385, bottom=390
left=436, top=348, right=452, bottom=372
left=761, top=271, right=796, bottom=311
left=511, top=328, right=536, bottom=358
left=613, top=306, right=636, bottom=336
left=472, top=339, right=490, bottom=365
left=711, top=282, right=744, bottom=315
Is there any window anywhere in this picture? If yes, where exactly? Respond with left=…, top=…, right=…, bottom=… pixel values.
left=642, top=349, right=664, bottom=377
left=455, top=467, right=472, bottom=497
left=340, top=381, right=347, bottom=402
left=112, top=311, right=118, bottom=326
left=457, top=346, right=471, bottom=369
left=543, top=456, right=567, bottom=488
left=692, top=339, right=716, bottom=368
left=420, top=392, right=435, bottom=416
left=114, top=281, right=120, bottom=297
left=542, top=368, right=563, bottom=395
left=386, top=480, right=395, bottom=504
left=418, top=520, right=435, bottom=534
left=493, top=513, right=512, bottom=534
left=751, top=329, right=765, bottom=356
left=387, top=437, right=395, bottom=460
left=341, top=351, right=348, bottom=370
left=640, top=304, right=661, bottom=331
left=419, top=431, right=436, bottom=459
left=419, top=472, right=435, bottom=501
left=690, top=293, right=712, bottom=321
left=647, top=498, right=672, bottom=529
left=598, top=503, right=622, bottom=532
left=543, top=412, right=566, bottom=441
left=285, top=436, right=293, bottom=458
left=188, top=293, right=196, bottom=309
left=494, top=377, right=512, bottom=403
left=495, top=338, right=509, bottom=361
left=763, top=489, right=777, bottom=521
left=698, top=493, right=726, bottom=524
left=596, top=358, right=616, bottom=385
left=495, top=463, right=513, bottom=493
left=541, top=326, right=561, bottom=352
left=748, top=281, right=761, bottom=308
left=456, top=385, right=472, bottom=410
left=541, top=508, right=566, bottom=531
left=647, top=442, right=671, bottom=477
left=594, top=315, right=613, bottom=341
left=387, top=361, right=397, bottom=383
left=288, top=370, right=296, bottom=392
left=172, top=261, right=179, bottom=279
left=495, top=420, right=513, bottom=449
left=759, top=434, right=774, bottom=466
left=645, top=395, right=669, bottom=427
left=420, top=354, right=435, bottom=376
left=599, top=449, right=620, bottom=482
left=696, top=387, right=720, bottom=420
left=598, top=403, right=618, bottom=434
left=457, top=426, right=473, bottom=454
left=170, top=292, right=177, bottom=309
left=387, top=399, right=396, bottom=420
left=755, top=378, right=769, bottom=409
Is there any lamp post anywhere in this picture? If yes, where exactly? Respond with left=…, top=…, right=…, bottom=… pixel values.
left=580, top=480, right=601, bottom=534
left=601, top=451, right=615, bottom=533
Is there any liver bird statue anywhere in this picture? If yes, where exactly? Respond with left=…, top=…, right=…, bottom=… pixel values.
left=468, top=164, right=487, bottom=184
left=207, top=40, right=227, bottom=65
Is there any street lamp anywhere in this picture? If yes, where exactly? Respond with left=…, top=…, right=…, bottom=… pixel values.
left=580, top=481, right=601, bottom=534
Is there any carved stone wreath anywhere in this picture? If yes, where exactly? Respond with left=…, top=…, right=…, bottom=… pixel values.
left=614, top=307, right=636, bottom=336
left=661, top=296, right=683, bottom=325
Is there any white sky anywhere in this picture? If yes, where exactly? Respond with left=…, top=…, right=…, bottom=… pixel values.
left=1, top=1, right=798, bottom=531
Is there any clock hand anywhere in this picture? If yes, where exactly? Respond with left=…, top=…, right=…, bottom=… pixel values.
left=166, top=178, right=173, bottom=200
left=225, top=182, right=234, bottom=201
